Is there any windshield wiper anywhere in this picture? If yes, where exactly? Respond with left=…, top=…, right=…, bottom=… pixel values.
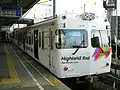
left=72, top=41, right=85, bottom=55
left=72, top=47, right=80, bottom=55
left=72, top=34, right=85, bottom=55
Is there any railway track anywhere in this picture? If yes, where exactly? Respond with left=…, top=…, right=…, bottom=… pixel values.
left=61, top=75, right=115, bottom=90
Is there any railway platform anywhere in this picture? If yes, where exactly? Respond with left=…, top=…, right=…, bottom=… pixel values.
left=0, top=41, right=71, bottom=90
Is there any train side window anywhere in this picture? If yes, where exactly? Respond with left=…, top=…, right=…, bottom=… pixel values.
left=15, top=32, right=16, bottom=40
left=29, top=36, right=31, bottom=45
left=39, top=32, right=41, bottom=47
left=108, top=36, right=110, bottom=46
left=91, top=37, right=100, bottom=47
left=24, top=31, right=27, bottom=43
left=31, top=34, right=33, bottom=45
left=91, top=30, right=109, bottom=47
left=50, top=29, right=53, bottom=50
left=26, top=30, right=28, bottom=44
left=27, top=37, right=29, bottom=44
left=16, top=32, right=17, bottom=40
left=26, top=31, right=29, bottom=44
left=18, top=32, right=21, bottom=42
left=42, top=32, right=44, bottom=49
left=28, top=32, right=31, bottom=45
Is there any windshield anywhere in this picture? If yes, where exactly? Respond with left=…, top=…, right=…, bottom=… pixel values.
left=55, top=29, right=88, bottom=49
left=91, top=30, right=110, bottom=47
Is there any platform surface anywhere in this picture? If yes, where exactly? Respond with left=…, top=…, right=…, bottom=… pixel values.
left=0, top=42, right=71, bottom=90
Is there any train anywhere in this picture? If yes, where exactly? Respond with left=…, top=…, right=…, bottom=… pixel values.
left=12, top=12, right=112, bottom=78
left=5, top=31, right=12, bottom=43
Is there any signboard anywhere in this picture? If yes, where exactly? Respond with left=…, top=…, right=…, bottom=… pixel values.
left=0, top=7, right=21, bottom=17
left=0, top=0, right=12, bottom=3
left=1, top=26, right=10, bottom=31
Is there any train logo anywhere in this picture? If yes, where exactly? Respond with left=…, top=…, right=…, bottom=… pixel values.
left=92, top=48, right=112, bottom=61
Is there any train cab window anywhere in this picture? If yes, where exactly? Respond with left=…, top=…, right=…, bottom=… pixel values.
left=39, top=32, right=41, bottom=47
left=55, top=29, right=88, bottom=49
left=91, top=30, right=109, bottom=47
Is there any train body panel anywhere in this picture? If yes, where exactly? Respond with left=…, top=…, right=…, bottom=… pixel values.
left=12, top=13, right=111, bottom=78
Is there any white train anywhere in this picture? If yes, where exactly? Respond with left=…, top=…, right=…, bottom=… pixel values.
left=5, top=31, right=12, bottom=43
left=12, top=12, right=112, bottom=78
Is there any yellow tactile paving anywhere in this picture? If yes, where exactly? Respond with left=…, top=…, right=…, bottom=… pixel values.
left=50, top=79, right=61, bottom=84
left=0, top=44, right=20, bottom=84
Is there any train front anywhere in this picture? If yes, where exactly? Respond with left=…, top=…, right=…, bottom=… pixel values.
left=54, top=13, right=111, bottom=78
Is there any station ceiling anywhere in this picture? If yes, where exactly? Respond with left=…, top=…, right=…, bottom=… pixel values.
left=0, top=0, right=39, bottom=27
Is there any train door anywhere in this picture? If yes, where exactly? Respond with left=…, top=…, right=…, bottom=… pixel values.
left=23, top=31, right=26, bottom=50
left=34, top=30, right=39, bottom=59
left=41, top=27, right=53, bottom=69
left=49, top=28, right=53, bottom=68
